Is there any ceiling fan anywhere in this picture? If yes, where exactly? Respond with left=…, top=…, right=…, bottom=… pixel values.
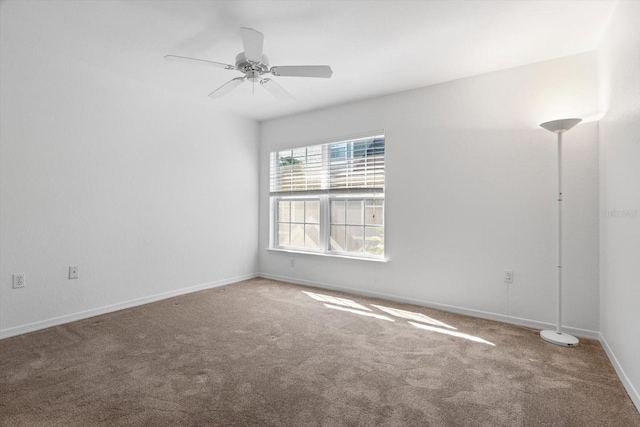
left=165, top=27, right=333, bottom=101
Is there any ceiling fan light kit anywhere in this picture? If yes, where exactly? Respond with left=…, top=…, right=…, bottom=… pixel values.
left=165, top=27, right=333, bottom=101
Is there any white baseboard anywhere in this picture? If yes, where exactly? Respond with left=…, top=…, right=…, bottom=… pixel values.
left=599, top=333, right=640, bottom=412
left=257, top=272, right=600, bottom=339
left=0, top=273, right=257, bottom=340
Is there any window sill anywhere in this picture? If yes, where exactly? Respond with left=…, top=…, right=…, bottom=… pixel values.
left=266, top=248, right=389, bottom=263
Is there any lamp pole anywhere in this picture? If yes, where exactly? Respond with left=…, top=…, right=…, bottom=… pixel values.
left=539, top=118, right=581, bottom=347
left=557, top=130, right=563, bottom=334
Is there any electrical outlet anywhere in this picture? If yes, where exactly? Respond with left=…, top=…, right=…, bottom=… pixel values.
left=290, top=258, right=295, bottom=268
left=504, top=270, right=513, bottom=283
left=13, top=273, right=25, bottom=289
left=69, top=266, right=79, bottom=279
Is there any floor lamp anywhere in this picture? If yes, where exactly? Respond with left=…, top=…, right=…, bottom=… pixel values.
left=539, top=118, right=581, bottom=347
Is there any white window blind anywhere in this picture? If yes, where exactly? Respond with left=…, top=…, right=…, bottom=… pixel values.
left=270, top=135, right=385, bottom=196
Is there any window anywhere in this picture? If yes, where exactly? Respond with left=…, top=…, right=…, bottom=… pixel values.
left=270, top=134, right=385, bottom=259
left=277, top=199, right=320, bottom=249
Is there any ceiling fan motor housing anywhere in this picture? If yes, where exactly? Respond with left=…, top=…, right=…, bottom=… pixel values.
left=235, top=53, right=269, bottom=81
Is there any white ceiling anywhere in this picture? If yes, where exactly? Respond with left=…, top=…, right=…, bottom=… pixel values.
left=2, top=0, right=617, bottom=121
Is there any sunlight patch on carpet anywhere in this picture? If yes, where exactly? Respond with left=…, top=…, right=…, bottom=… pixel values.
left=408, top=321, right=495, bottom=346
left=371, top=304, right=457, bottom=330
left=302, top=291, right=371, bottom=311
left=304, top=290, right=494, bottom=345
left=323, top=304, right=395, bottom=321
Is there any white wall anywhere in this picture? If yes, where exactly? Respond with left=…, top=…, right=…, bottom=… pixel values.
left=259, top=53, right=600, bottom=336
left=0, top=5, right=259, bottom=337
left=598, top=0, right=640, bottom=410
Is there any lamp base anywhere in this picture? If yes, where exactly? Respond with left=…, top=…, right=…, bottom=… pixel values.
left=540, top=330, right=579, bottom=347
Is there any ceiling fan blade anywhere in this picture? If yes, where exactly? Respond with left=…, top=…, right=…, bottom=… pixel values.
left=165, top=55, right=235, bottom=70
left=261, top=78, right=295, bottom=102
left=208, top=77, right=246, bottom=98
left=241, top=27, right=264, bottom=63
left=270, top=65, right=333, bottom=78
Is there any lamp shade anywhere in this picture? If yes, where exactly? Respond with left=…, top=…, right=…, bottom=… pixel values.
left=539, top=118, right=582, bottom=134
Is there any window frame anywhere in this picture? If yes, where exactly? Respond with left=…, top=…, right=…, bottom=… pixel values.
left=269, top=132, right=386, bottom=261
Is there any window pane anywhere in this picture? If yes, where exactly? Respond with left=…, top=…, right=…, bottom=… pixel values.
left=278, top=149, right=293, bottom=159
left=291, top=201, right=305, bottom=223
left=365, top=227, right=384, bottom=255
left=277, top=223, right=290, bottom=246
left=306, top=201, right=320, bottom=223
left=305, top=147, right=323, bottom=190
left=353, top=141, right=368, bottom=158
left=346, top=200, right=363, bottom=225
left=331, top=144, right=344, bottom=160
left=331, top=200, right=345, bottom=224
left=346, top=225, right=364, bottom=253
left=305, top=224, right=320, bottom=249
left=277, top=150, right=297, bottom=192
left=330, top=225, right=346, bottom=251
left=285, top=148, right=305, bottom=191
left=291, top=224, right=305, bottom=248
left=365, top=200, right=383, bottom=225
left=278, top=201, right=290, bottom=222
left=292, top=148, right=306, bottom=163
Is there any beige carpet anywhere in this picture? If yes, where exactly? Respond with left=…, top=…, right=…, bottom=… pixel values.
left=1, top=278, right=638, bottom=426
